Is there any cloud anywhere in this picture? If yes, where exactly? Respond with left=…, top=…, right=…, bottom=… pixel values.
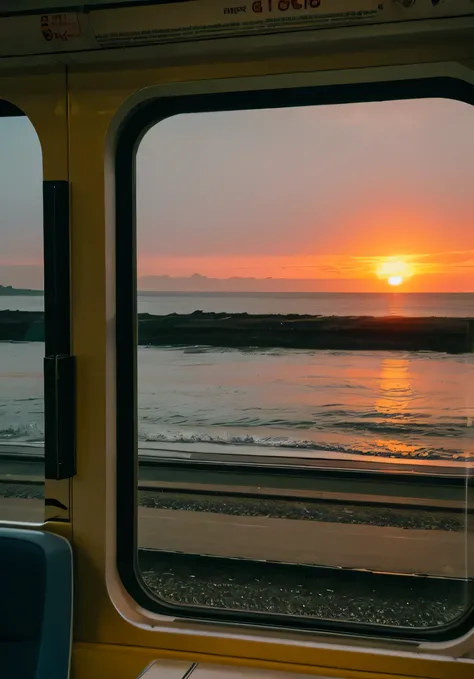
left=354, top=250, right=474, bottom=277
left=138, top=247, right=474, bottom=292
left=138, top=274, right=377, bottom=293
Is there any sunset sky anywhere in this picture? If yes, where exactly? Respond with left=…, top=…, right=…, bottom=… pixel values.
left=1, top=96, right=474, bottom=292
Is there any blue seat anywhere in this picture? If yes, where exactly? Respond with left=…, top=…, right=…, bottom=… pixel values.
left=0, top=528, right=72, bottom=679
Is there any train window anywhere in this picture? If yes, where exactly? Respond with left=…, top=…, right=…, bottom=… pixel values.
left=116, top=83, right=474, bottom=640
left=0, top=110, right=44, bottom=524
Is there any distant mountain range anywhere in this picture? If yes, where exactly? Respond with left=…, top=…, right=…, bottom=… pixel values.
left=137, top=273, right=365, bottom=293
left=0, top=285, right=43, bottom=296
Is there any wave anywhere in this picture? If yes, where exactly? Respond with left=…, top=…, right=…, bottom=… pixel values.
left=140, top=409, right=472, bottom=439
left=0, top=423, right=44, bottom=442
left=326, top=419, right=468, bottom=438
left=1, top=420, right=471, bottom=461
left=139, top=430, right=473, bottom=461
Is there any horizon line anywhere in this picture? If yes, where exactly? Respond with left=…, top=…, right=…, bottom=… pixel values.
left=2, top=288, right=474, bottom=296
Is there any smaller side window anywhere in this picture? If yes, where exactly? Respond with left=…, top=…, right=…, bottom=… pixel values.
left=0, top=110, right=44, bottom=524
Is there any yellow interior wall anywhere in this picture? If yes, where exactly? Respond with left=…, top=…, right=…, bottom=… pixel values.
left=1, top=30, right=474, bottom=679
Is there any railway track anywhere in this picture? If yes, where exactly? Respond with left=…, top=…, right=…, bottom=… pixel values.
left=0, top=446, right=473, bottom=581
left=0, top=444, right=471, bottom=511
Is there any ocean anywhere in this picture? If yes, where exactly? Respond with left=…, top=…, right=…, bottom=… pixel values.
left=1, top=292, right=473, bottom=465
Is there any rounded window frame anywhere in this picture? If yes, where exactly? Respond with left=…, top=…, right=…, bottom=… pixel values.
left=115, top=74, right=474, bottom=643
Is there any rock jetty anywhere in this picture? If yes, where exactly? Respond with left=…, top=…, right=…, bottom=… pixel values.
left=0, top=310, right=472, bottom=353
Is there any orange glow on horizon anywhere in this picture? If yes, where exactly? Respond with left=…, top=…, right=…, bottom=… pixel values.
left=137, top=248, right=474, bottom=293
left=375, top=259, right=414, bottom=282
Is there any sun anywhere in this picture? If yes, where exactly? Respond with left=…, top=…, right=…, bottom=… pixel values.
left=376, top=258, right=414, bottom=288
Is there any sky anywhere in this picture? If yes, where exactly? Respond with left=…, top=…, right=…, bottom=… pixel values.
left=2, top=96, right=474, bottom=292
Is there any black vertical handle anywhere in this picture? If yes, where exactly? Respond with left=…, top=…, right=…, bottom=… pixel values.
left=43, top=181, right=76, bottom=480
left=43, top=181, right=70, bottom=356
left=44, top=354, right=76, bottom=480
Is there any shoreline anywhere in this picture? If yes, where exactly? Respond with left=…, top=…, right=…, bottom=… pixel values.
left=0, top=310, right=473, bottom=352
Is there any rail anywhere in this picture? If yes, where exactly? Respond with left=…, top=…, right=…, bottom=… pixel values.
left=0, top=446, right=471, bottom=511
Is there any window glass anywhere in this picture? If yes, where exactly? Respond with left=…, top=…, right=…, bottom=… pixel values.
left=0, top=112, right=44, bottom=523
left=135, top=97, right=474, bottom=634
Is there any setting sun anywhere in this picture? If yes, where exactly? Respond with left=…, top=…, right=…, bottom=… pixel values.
left=376, top=258, right=414, bottom=288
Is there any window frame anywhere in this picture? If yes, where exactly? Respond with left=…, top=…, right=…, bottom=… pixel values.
left=115, top=75, right=474, bottom=642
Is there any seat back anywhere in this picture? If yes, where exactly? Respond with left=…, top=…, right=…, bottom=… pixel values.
left=0, top=528, right=72, bottom=679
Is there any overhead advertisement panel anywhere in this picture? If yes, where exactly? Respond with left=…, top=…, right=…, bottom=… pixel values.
left=92, top=0, right=383, bottom=48
left=0, top=0, right=473, bottom=57
left=91, top=0, right=474, bottom=49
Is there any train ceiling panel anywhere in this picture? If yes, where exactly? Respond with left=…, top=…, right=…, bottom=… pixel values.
left=0, top=0, right=160, bottom=13
left=0, top=0, right=473, bottom=63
